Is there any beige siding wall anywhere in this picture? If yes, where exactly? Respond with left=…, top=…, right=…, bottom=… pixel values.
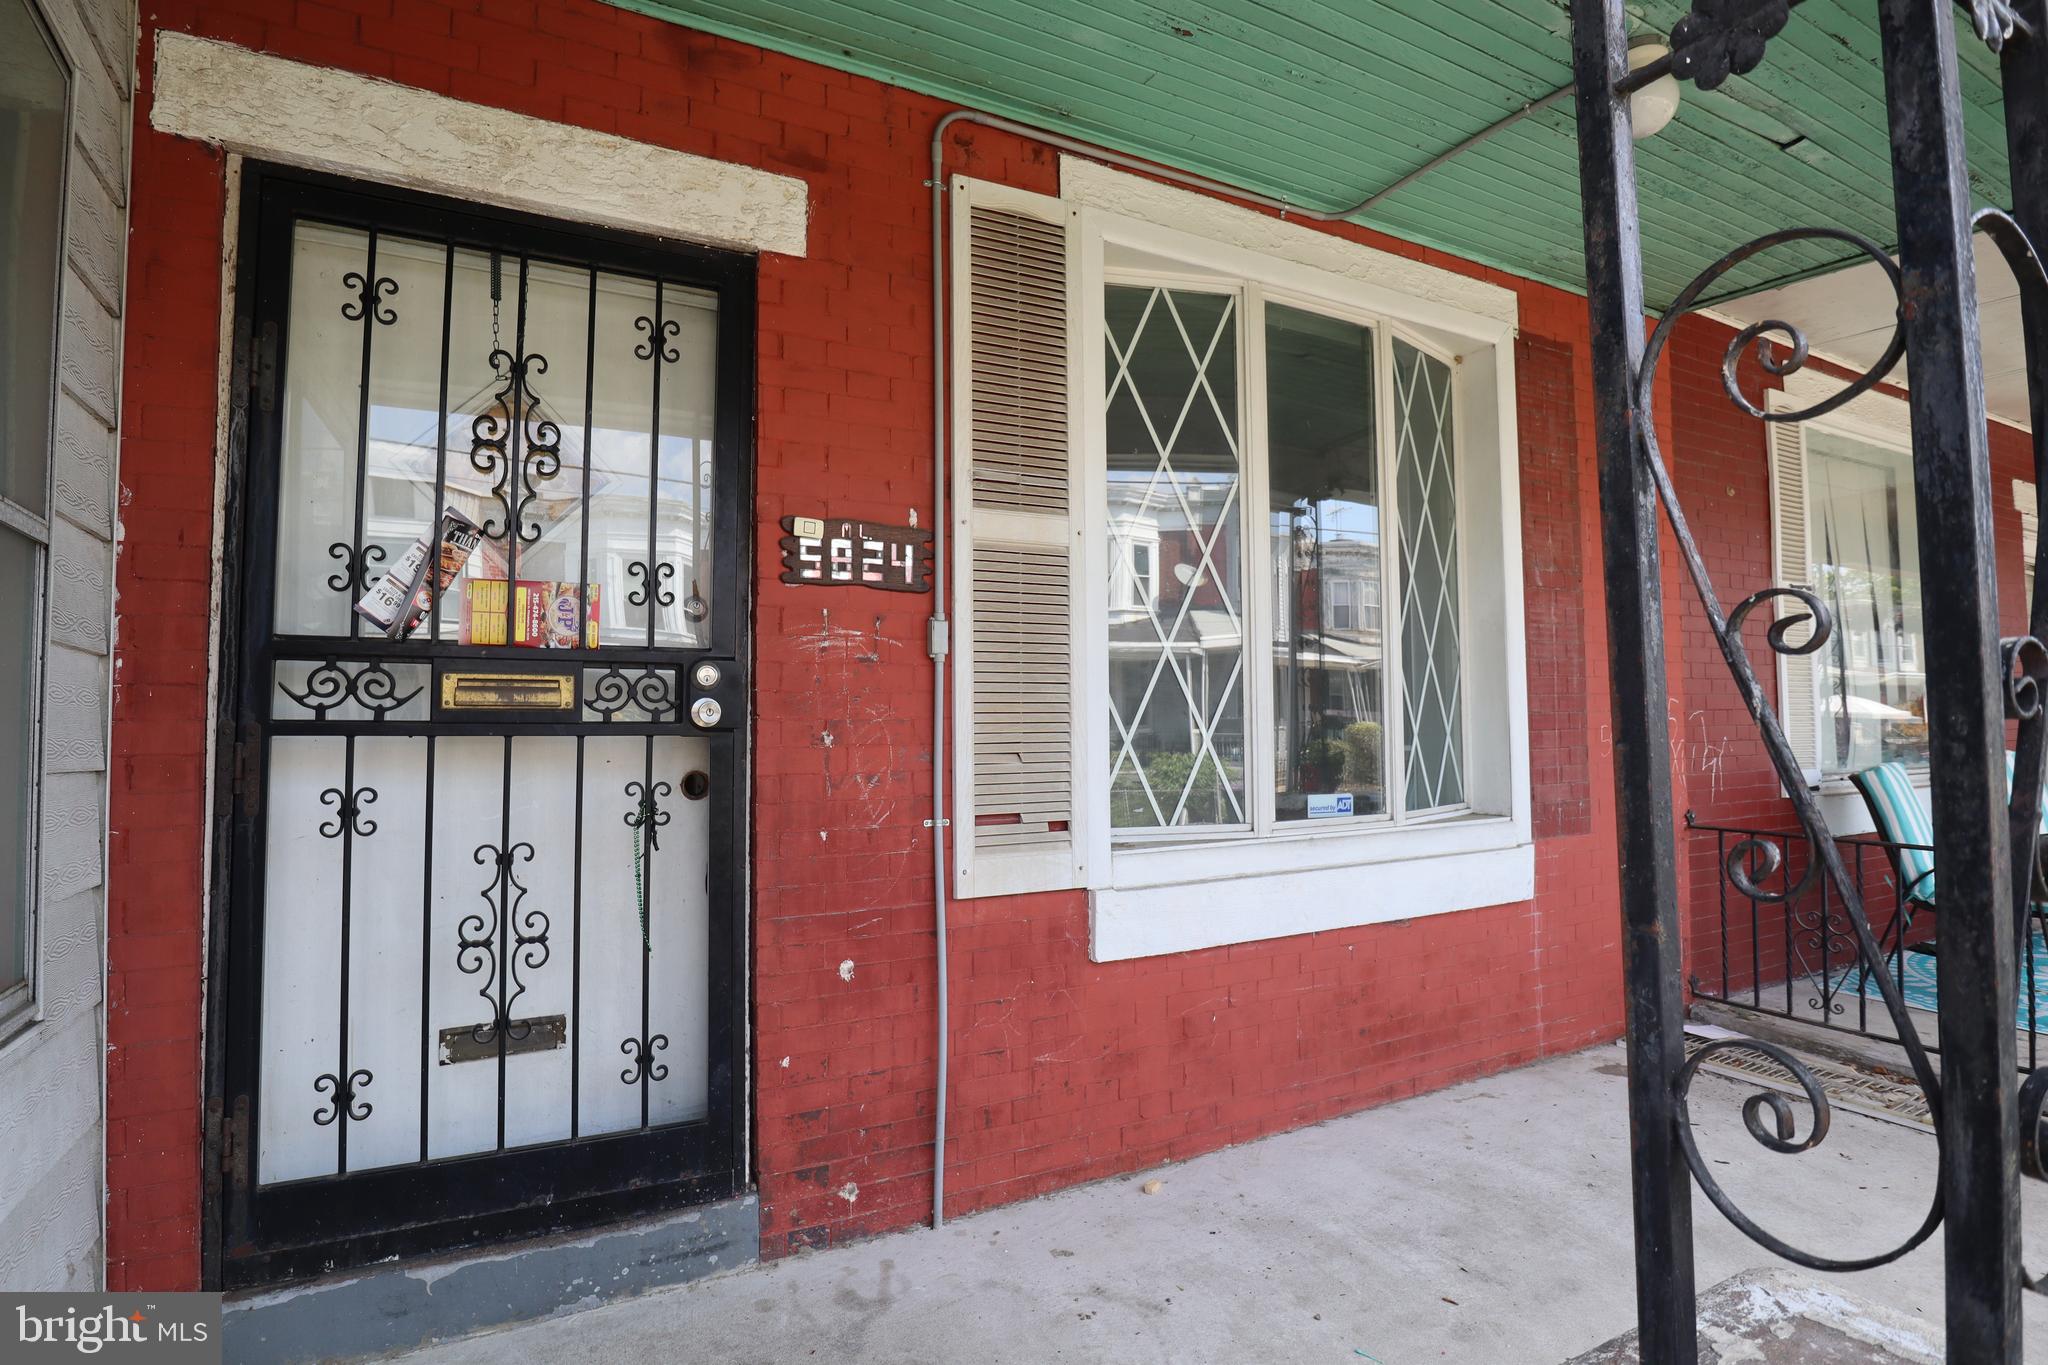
left=0, top=0, right=128, bottom=1293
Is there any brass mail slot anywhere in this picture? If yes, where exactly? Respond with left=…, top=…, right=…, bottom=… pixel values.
left=439, top=1015, right=567, bottom=1064
left=440, top=671, right=576, bottom=711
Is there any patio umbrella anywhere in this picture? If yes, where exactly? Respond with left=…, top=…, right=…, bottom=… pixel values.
left=1824, top=695, right=1918, bottom=721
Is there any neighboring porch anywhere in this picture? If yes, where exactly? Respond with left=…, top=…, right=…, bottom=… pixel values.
left=359, top=1044, right=2048, bottom=1365
left=1689, top=813, right=2048, bottom=1074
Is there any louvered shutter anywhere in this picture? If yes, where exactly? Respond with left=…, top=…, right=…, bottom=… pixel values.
left=1766, top=402, right=1820, bottom=785
left=2018, top=479, right=2038, bottom=615
left=951, top=183, right=1084, bottom=899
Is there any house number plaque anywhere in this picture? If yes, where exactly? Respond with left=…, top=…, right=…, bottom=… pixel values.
left=778, top=515, right=933, bottom=593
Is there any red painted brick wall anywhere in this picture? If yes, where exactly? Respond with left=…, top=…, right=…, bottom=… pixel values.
left=1669, top=312, right=2038, bottom=1003
left=108, top=0, right=1651, bottom=1286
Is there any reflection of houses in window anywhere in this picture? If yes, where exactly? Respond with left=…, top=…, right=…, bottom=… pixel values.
left=1272, top=527, right=1383, bottom=797
left=1110, top=517, right=1159, bottom=613
left=1106, top=479, right=1244, bottom=798
left=274, top=247, right=720, bottom=648
left=352, top=401, right=712, bottom=647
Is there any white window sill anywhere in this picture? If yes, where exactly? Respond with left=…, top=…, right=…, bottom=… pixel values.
left=1089, top=813, right=1534, bottom=961
left=1810, top=764, right=1926, bottom=837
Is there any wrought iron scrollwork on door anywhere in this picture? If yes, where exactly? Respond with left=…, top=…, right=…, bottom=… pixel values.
left=624, top=781, right=671, bottom=852
left=313, top=1068, right=374, bottom=1126
left=277, top=658, right=424, bottom=720
left=626, top=560, right=675, bottom=607
left=326, top=541, right=385, bottom=594
left=620, top=1033, right=669, bottom=1085
left=460, top=841, right=551, bottom=1045
left=586, top=667, right=677, bottom=721
left=634, top=315, right=680, bottom=364
left=341, top=271, right=398, bottom=325
left=470, top=349, right=563, bottom=544
left=317, top=785, right=378, bottom=839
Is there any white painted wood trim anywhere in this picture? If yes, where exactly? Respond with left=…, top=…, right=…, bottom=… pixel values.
left=150, top=31, right=809, bottom=257
left=1059, top=156, right=1518, bottom=329
left=1698, top=304, right=2032, bottom=437
left=1090, top=839, right=1535, bottom=961
left=1776, top=366, right=1912, bottom=446
left=1067, top=195, right=1530, bottom=950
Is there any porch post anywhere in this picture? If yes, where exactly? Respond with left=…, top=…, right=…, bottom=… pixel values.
left=2002, top=1, right=2048, bottom=936
left=1567, top=2, right=1697, bottom=1361
left=1877, top=1, right=2023, bottom=1358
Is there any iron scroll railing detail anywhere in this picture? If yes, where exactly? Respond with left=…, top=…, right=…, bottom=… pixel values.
left=1574, top=0, right=2048, bottom=1356
left=1688, top=814, right=2048, bottom=1068
left=1630, top=227, right=1946, bottom=1273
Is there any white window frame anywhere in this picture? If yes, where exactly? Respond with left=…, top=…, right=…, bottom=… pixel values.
left=2017, top=478, right=2037, bottom=617
left=1068, top=191, right=1531, bottom=960
left=1769, top=374, right=1923, bottom=799
left=0, top=0, right=70, bottom=1040
left=1326, top=577, right=1357, bottom=632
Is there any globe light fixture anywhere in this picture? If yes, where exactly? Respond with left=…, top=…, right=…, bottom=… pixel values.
left=1628, top=41, right=1682, bottom=140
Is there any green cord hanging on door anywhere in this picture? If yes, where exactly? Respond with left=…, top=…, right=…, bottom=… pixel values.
left=625, top=780, right=671, bottom=953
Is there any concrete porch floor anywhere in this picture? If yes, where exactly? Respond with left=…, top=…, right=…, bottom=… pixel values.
left=384, top=1043, right=2048, bottom=1364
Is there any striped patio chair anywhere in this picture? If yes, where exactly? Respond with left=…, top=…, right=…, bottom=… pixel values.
left=2006, top=750, right=2048, bottom=837
left=1854, top=752, right=2048, bottom=914
left=1849, top=761, right=1938, bottom=911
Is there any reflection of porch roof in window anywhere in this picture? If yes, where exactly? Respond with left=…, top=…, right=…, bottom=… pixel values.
left=1106, top=610, right=1381, bottom=663
left=1109, top=607, right=1240, bottom=651
left=623, top=1, right=2013, bottom=312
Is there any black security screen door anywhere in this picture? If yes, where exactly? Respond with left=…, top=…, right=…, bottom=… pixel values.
left=212, top=168, right=752, bottom=1286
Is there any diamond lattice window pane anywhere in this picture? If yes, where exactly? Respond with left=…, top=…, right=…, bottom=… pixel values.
left=1104, top=285, right=1247, bottom=829
left=1394, top=340, right=1464, bottom=810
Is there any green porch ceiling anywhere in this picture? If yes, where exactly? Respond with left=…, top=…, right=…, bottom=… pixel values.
left=610, top=0, right=2015, bottom=308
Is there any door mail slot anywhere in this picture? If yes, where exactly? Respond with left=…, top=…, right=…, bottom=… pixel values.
left=439, top=671, right=576, bottom=713
left=438, top=1015, right=567, bottom=1064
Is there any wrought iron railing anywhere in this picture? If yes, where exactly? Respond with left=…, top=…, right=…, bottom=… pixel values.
left=1687, top=813, right=2048, bottom=1073
left=1572, top=0, right=2048, bottom=1354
